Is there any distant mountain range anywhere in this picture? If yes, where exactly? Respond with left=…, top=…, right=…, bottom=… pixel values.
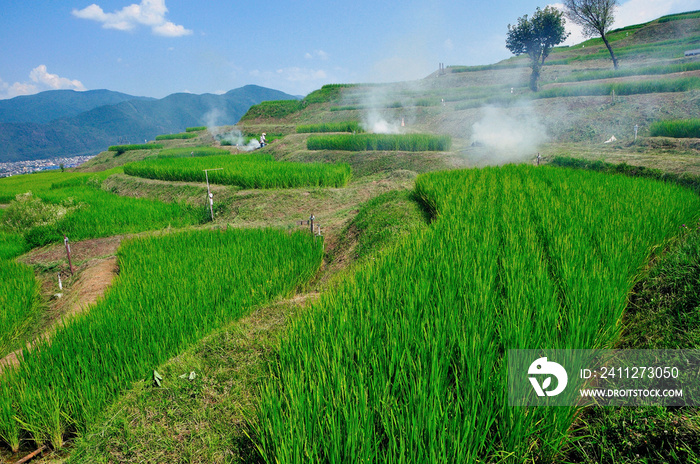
left=0, top=85, right=298, bottom=163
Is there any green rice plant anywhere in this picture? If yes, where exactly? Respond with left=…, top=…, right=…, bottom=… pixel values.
left=658, top=9, right=700, bottom=22
left=155, top=132, right=198, bottom=141
left=329, top=104, right=368, bottom=112
left=538, top=76, right=700, bottom=98
left=157, top=146, right=231, bottom=158
left=0, top=231, right=28, bottom=260
left=549, top=36, right=700, bottom=65
left=256, top=165, right=700, bottom=463
left=649, top=119, right=700, bottom=138
left=0, top=260, right=41, bottom=359
left=0, top=227, right=323, bottom=448
left=123, top=154, right=352, bottom=189
left=307, top=133, right=452, bottom=152
left=549, top=157, right=700, bottom=194
left=549, top=61, right=700, bottom=84
left=0, top=170, right=118, bottom=201
left=296, top=121, right=364, bottom=133
left=0, top=172, right=203, bottom=249
left=108, top=144, right=163, bottom=155
left=448, top=62, right=525, bottom=73
left=185, top=126, right=207, bottom=132
left=22, top=184, right=203, bottom=248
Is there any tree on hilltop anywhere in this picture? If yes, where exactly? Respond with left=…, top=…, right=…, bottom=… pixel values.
left=564, top=0, right=620, bottom=69
left=506, top=6, right=569, bottom=92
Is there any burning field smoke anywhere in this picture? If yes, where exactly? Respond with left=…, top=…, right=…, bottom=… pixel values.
left=215, top=128, right=261, bottom=151
left=363, top=112, right=402, bottom=134
left=470, top=104, right=547, bottom=164
left=356, top=84, right=406, bottom=134
left=205, top=108, right=260, bottom=151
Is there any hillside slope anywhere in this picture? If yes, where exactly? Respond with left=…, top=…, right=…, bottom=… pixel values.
left=234, top=11, right=700, bottom=173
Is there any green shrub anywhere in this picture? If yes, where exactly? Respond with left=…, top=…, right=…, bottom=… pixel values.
left=186, top=126, right=207, bottom=132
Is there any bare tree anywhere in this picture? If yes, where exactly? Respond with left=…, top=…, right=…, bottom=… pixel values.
left=564, top=0, right=620, bottom=69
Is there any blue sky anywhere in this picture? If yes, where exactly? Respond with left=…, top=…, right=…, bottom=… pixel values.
left=1, top=0, right=699, bottom=99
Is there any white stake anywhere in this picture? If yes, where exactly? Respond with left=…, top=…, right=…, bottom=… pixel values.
left=203, top=168, right=223, bottom=221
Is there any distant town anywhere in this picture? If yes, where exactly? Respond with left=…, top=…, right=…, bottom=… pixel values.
left=0, top=155, right=95, bottom=178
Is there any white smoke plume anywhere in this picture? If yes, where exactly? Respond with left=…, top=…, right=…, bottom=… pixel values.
left=356, top=84, right=405, bottom=134
left=470, top=104, right=548, bottom=164
left=214, top=127, right=261, bottom=151
left=363, top=111, right=402, bottom=134
left=204, top=108, right=261, bottom=151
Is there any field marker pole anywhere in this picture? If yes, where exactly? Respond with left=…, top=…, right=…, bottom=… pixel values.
left=203, top=168, right=223, bottom=222
left=64, top=235, right=74, bottom=276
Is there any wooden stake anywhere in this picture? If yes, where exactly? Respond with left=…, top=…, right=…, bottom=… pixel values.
left=203, top=168, right=223, bottom=222
left=64, top=235, right=74, bottom=276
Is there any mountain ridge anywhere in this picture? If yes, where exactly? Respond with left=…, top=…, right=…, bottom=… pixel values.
left=0, top=85, right=298, bottom=163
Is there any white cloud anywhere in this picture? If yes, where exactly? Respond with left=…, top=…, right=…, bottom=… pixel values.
left=154, top=21, right=191, bottom=37
left=275, top=67, right=327, bottom=82
left=444, top=38, right=454, bottom=50
left=304, top=50, right=330, bottom=60
left=1, top=80, right=38, bottom=99
left=249, top=66, right=333, bottom=96
left=29, top=65, right=86, bottom=91
left=0, top=66, right=85, bottom=99
left=72, top=0, right=192, bottom=37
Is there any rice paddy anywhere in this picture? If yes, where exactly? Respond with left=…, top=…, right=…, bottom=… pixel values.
left=0, top=228, right=323, bottom=452
left=296, top=121, right=364, bottom=133
left=155, top=132, right=198, bottom=141
left=649, top=118, right=700, bottom=138
left=108, top=144, right=163, bottom=155
left=123, top=154, right=352, bottom=188
left=307, top=133, right=452, bottom=152
left=255, top=165, right=700, bottom=462
left=156, top=146, right=231, bottom=158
